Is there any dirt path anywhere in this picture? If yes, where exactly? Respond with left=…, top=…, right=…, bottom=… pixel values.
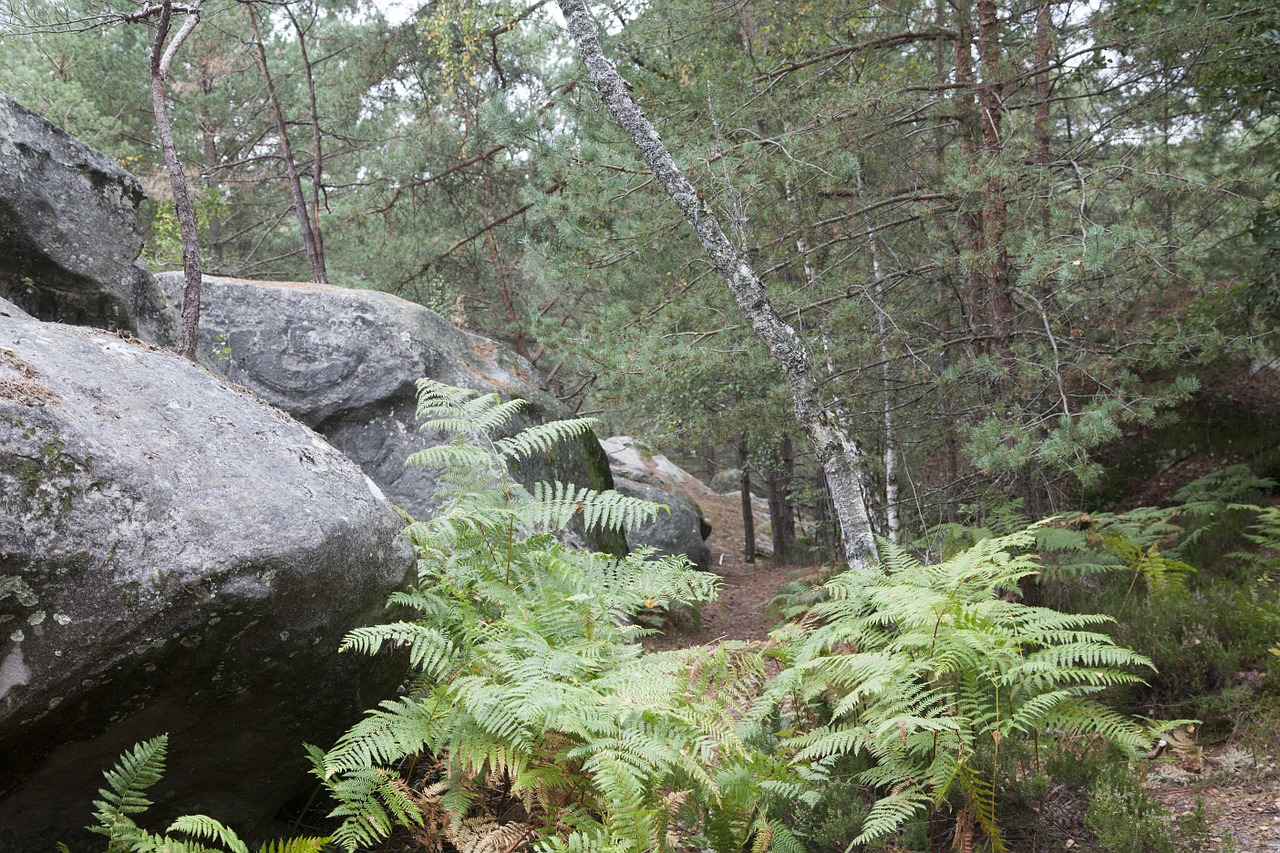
left=1148, top=747, right=1280, bottom=851
left=645, top=488, right=824, bottom=651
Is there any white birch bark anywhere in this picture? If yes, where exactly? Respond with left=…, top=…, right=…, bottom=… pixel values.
left=555, top=0, right=877, bottom=569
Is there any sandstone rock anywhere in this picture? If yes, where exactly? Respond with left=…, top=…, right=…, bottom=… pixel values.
left=151, top=272, right=624, bottom=554
left=612, top=477, right=712, bottom=571
left=0, top=309, right=414, bottom=851
left=0, top=93, right=176, bottom=345
left=600, top=437, right=711, bottom=570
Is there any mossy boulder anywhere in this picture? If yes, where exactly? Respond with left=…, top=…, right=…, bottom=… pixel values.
left=0, top=93, right=175, bottom=344
left=150, top=273, right=625, bottom=555
left=0, top=307, right=414, bottom=851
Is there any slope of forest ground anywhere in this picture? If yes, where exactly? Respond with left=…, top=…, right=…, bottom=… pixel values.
left=649, top=480, right=1280, bottom=852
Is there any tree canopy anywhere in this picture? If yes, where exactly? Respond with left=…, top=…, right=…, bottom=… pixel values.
left=1, top=0, right=1274, bottom=556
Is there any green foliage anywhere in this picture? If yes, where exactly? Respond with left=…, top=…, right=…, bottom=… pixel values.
left=1085, top=765, right=1219, bottom=853
left=316, top=380, right=774, bottom=853
left=932, top=467, right=1280, bottom=735
left=86, top=733, right=327, bottom=853
left=141, top=193, right=228, bottom=272
left=760, top=529, right=1156, bottom=849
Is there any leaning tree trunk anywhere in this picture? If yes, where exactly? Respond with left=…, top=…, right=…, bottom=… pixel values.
left=143, top=1, right=204, bottom=361
left=555, top=0, right=878, bottom=570
left=247, top=2, right=326, bottom=283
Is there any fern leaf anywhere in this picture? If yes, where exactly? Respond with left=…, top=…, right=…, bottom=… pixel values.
left=495, top=417, right=600, bottom=462
left=254, top=838, right=331, bottom=853
left=166, top=815, right=249, bottom=853
left=89, top=734, right=169, bottom=847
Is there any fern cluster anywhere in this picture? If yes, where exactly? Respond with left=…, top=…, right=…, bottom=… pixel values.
left=84, top=734, right=327, bottom=853
left=315, top=381, right=1164, bottom=853
left=314, top=381, right=777, bottom=853
left=758, top=529, right=1159, bottom=850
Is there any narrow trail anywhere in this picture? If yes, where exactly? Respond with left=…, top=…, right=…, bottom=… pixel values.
left=645, top=488, right=824, bottom=651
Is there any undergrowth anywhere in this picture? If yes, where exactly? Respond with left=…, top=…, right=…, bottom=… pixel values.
left=84, top=382, right=1179, bottom=853
left=77, top=734, right=327, bottom=853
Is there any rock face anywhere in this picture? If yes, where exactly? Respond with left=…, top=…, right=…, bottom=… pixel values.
left=0, top=93, right=176, bottom=344
left=152, top=272, right=625, bottom=554
left=601, top=437, right=712, bottom=570
left=0, top=309, right=415, bottom=851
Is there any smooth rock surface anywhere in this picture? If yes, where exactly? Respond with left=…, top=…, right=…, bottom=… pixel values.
left=0, top=309, right=414, bottom=851
left=0, top=93, right=176, bottom=344
left=152, top=273, right=624, bottom=554
left=601, top=437, right=711, bottom=570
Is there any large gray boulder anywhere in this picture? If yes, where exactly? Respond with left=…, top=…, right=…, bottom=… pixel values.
left=0, top=93, right=176, bottom=344
left=600, top=437, right=711, bottom=570
left=613, top=478, right=712, bottom=571
left=152, top=273, right=624, bottom=554
left=0, top=307, right=414, bottom=851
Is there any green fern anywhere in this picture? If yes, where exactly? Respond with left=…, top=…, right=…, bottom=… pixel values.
left=253, top=838, right=330, bottom=853
left=86, top=734, right=328, bottom=853
left=164, top=816, right=249, bottom=853
left=316, top=382, right=750, bottom=853
left=89, top=734, right=169, bottom=851
left=762, top=527, right=1156, bottom=848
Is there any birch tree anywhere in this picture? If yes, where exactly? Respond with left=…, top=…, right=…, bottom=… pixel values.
left=553, top=0, right=878, bottom=569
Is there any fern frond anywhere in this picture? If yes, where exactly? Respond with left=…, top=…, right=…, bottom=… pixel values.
left=530, top=482, right=663, bottom=533
left=254, top=837, right=331, bottom=853
left=321, top=696, right=441, bottom=775
left=89, top=734, right=169, bottom=848
left=166, top=815, right=249, bottom=853
left=851, top=785, right=929, bottom=845
left=406, top=442, right=496, bottom=472
left=495, top=417, right=600, bottom=461
left=340, top=622, right=458, bottom=680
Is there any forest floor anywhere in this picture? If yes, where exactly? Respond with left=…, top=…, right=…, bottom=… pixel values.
left=1147, top=753, right=1280, bottom=852
left=648, top=486, right=1280, bottom=852
left=644, top=488, right=826, bottom=650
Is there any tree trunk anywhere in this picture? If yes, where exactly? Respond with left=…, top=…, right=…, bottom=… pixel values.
left=200, top=122, right=223, bottom=272
left=739, top=436, right=756, bottom=565
left=556, top=0, right=877, bottom=570
left=976, top=0, right=1013, bottom=355
left=766, top=465, right=784, bottom=567
left=246, top=2, right=326, bottom=283
left=858, top=165, right=902, bottom=545
left=1033, top=0, right=1053, bottom=236
left=146, top=1, right=204, bottom=361
left=816, top=469, right=843, bottom=563
left=284, top=3, right=328, bottom=279
left=765, top=437, right=797, bottom=564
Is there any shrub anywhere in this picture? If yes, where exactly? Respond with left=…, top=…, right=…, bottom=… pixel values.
left=759, top=530, right=1158, bottom=851
left=311, top=381, right=782, bottom=853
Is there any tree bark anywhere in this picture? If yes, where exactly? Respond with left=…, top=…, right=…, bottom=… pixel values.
left=976, top=0, right=1013, bottom=354
left=858, top=165, right=901, bottom=545
left=555, top=0, right=877, bottom=570
left=143, top=1, right=204, bottom=361
left=766, top=438, right=797, bottom=565
left=739, top=436, right=756, bottom=565
left=246, top=2, right=326, bottom=283
left=1033, top=0, right=1053, bottom=236
left=284, top=3, right=328, bottom=279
